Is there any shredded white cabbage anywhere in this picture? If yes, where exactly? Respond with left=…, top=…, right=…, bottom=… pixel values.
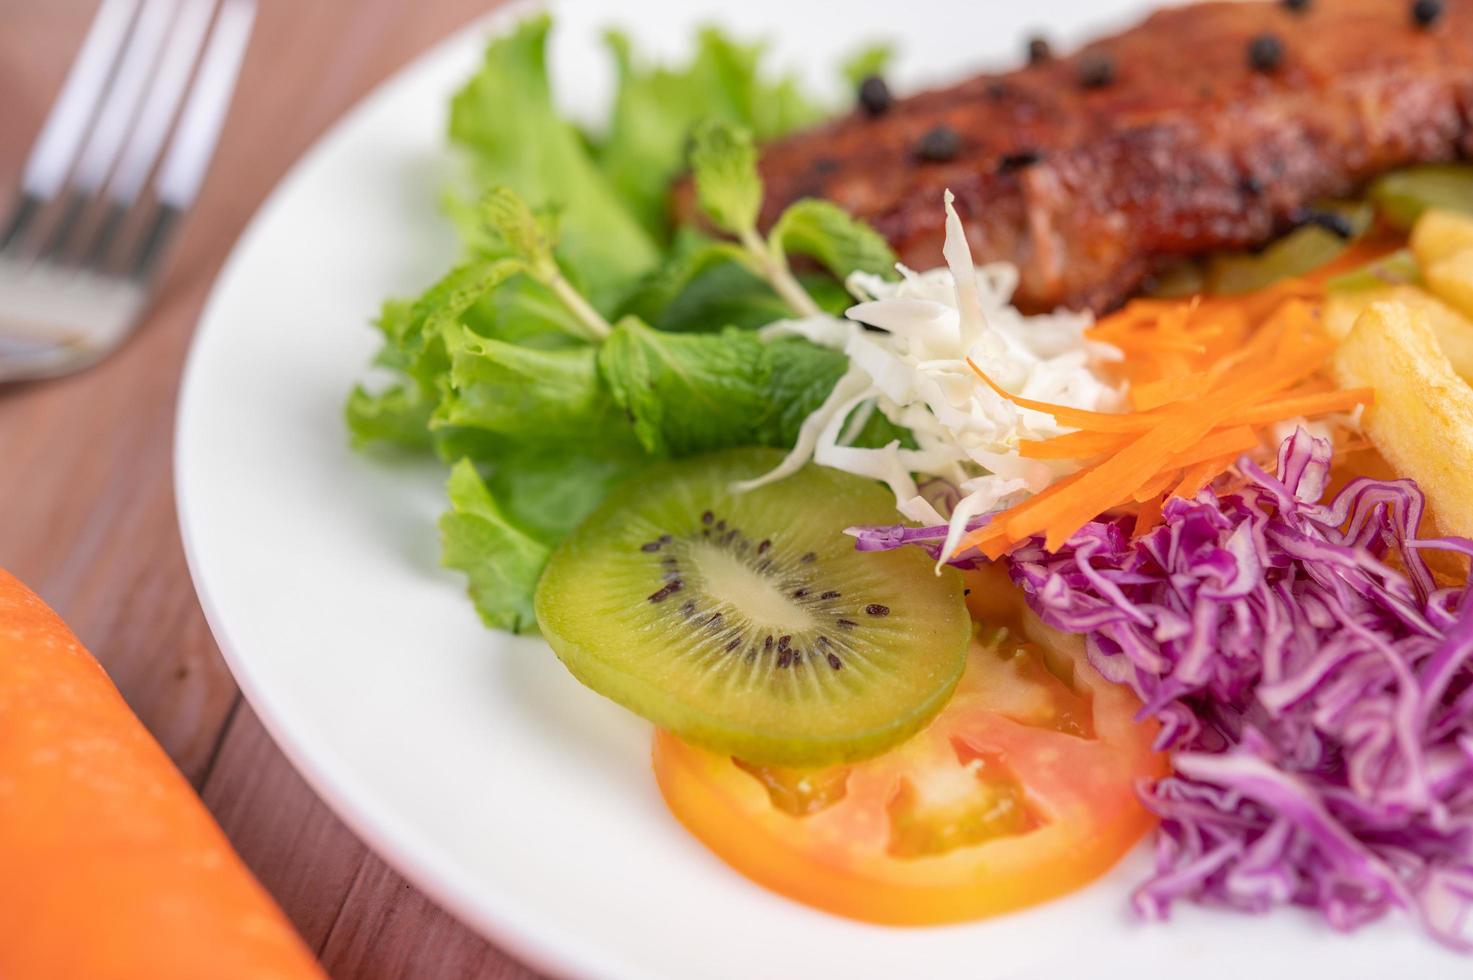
left=737, top=190, right=1124, bottom=564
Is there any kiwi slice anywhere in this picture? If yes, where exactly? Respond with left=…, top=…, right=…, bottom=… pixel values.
left=534, top=448, right=970, bottom=767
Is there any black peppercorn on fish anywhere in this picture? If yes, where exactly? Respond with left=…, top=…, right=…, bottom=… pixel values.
left=678, top=0, right=1473, bottom=314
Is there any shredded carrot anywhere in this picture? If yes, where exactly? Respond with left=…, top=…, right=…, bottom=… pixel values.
left=1018, top=429, right=1126, bottom=460
left=1133, top=468, right=1182, bottom=504
left=1132, top=493, right=1168, bottom=536
left=1226, top=388, right=1373, bottom=427
left=969, top=362, right=1159, bottom=433
left=1175, top=453, right=1239, bottom=499
left=961, top=287, right=1372, bottom=560
left=1163, top=425, right=1261, bottom=469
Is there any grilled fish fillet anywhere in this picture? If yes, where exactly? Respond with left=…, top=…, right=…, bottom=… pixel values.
left=731, top=0, right=1473, bottom=313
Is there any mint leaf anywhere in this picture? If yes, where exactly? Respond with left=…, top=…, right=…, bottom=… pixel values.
left=479, top=187, right=557, bottom=274
left=615, top=237, right=761, bottom=327
left=472, top=187, right=612, bottom=340
left=688, top=119, right=762, bottom=237
left=618, top=232, right=863, bottom=332
left=768, top=198, right=897, bottom=281
left=456, top=276, right=589, bottom=349
left=441, top=459, right=551, bottom=633
left=483, top=440, right=646, bottom=546
left=686, top=120, right=830, bottom=317
left=642, top=260, right=794, bottom=332
left=449, top=14, right=658, bottom=307
left=758, top=345, right=854, bottom=447
left=599, top=319, right=773, bottom=455
left=599, top=319, right=879, bottom=456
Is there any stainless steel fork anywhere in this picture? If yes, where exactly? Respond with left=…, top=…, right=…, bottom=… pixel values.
left=0, top=0, right=255, bottom=382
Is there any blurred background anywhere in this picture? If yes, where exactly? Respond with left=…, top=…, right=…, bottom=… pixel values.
left=0, top=2, right=537, bottom=976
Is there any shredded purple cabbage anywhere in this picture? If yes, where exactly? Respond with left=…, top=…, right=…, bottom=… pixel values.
left=854, top=430, right=1473, bottom=948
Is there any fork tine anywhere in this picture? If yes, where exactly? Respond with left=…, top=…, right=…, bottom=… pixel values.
left=128, top=0, right=256, bottom=281
left=0, top=0, right=250, bottom=384
left=39, top=196, right=90, bottom=264
left=1, top=0, right=141, bottom=257
left=42, top=0, right=184, bottom=263
left=0, top=195, right=43, bottom=254
left=83, top=0, right=219, bottom=270
left=81, top=201, right=129, bottom=272
left=70, top=0, right=185, bottom=199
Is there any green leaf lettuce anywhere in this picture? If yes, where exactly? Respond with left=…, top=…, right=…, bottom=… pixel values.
left=440, top=459, right=552, bottom=633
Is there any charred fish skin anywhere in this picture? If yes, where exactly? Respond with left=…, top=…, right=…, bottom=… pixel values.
left=739, top=0, right=1473, bottom=314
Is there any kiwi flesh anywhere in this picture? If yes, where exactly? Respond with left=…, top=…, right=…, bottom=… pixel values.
left=534, top=448, right=971, bottom=767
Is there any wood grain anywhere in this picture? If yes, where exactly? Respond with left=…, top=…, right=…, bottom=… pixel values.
left=0, top=2, right=541, bottom=977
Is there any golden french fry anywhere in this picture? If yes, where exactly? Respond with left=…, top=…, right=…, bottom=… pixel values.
left=1411, top=209, right=1473, bottom=269
left=1323, top=285, right=1473, bottom=382
left=1331, top=301, right=1473, bottom=537
left=1424, top=246, right=1473, bottom=323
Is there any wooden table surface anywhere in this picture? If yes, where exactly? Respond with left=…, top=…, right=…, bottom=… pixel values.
left=0, top=2, right=541, bottom=977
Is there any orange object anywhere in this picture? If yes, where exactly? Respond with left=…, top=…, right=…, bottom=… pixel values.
left=0, top=569, right=324, bottom=980
left=653, top=603, right=1165, bottom=925
left=960, top=292, right=1374, bottom=559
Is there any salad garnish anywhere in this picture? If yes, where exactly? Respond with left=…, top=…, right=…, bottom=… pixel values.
left=348, top=18, right=906, bottom=632
left=742, top=189, right=1122, bottom=568
left=956, top=297, right=1372, bottom=557
left=848, top=286, right=1373, bottom=563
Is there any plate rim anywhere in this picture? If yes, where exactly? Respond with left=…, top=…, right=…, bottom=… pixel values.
left=172, top=3, right=637, bottom=977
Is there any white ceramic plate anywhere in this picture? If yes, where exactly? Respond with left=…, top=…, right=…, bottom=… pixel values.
left=176, top=1, right=1466, bottom=976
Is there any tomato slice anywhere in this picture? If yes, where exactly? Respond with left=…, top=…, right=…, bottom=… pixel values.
left=653, top=596, right=1166, bottom=925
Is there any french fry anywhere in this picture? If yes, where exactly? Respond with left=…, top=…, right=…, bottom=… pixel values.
left=1423, top=246, right=1473, bottom=324
left=1323, top=285, right=1473, bottom=382
left=1410, top=209, right=1473, bottom=268
left=1331, top=301, right=1473, bottom=537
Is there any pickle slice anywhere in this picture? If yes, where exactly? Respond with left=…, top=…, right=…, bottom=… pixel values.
left=1326, top=248, right=1421, bottom=294
left=1206, top=202, right=1372, bottom=296
left=1370, top=165, right=1473, bottom=231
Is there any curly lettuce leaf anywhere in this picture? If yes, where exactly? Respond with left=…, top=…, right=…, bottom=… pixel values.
left=598, top=318, right=901, bottom=456
left=440, top=459, right=551, bottom=633
left=346, top=382, right=435, bottom=451
left=449, top=14, right=658, bottom=307
left=347, top=261, right=528, bottom=452
left=388, top=260, right=524, bottom=386
left=839, top=42, right=894, bottom=87
left=598, top=28, right=822, bottom=240
left=436, top=326, right=635, bottom=446
left=441, top=442, right=646, bottom=632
